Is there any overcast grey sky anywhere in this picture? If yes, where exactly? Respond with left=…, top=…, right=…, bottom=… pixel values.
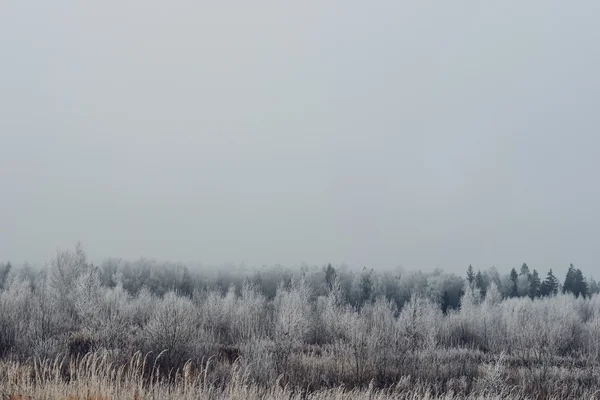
left=2, top=1, right=600, bottom=274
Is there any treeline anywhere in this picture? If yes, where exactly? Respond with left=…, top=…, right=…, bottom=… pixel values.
left=2, top=253, right=597, bottom=313
left=1, top=255, right=468, bottom=311
left=466, top=262, right=598, bottom=301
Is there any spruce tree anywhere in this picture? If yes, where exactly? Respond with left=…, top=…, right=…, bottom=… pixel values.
left=563, top=264, right=576, bottom=294
left=466, top=265, right=475, bottom=286
left=475, top=270, right=487, bottom=296
left=441, top=290, right=451, bottom=314
left=510, top=268, right=519, bottom=297
left=325, top=263, right=336, bottom=291
left=528, top=269, right=541, bottom=299
left=573, top=268, right=589, bottom=298
left=520, top=263, right=530, bottom=277
left=360, top=267, right=373, bottom=304
left=540, top=269, right=559, bottom=297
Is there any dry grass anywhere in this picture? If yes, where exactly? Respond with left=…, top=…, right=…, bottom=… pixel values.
left=1, top=351, right=600, bottom=400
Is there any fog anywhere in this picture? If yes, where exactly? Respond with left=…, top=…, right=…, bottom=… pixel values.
left=1, top=1, right=600, bottom=274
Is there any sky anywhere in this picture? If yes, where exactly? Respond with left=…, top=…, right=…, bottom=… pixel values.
left=1, top=1, right=600, bottom=275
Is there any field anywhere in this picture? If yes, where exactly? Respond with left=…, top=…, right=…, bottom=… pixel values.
left=1, top=247, right=600, bottom=399
left=2, top=348, right=600, bottom=399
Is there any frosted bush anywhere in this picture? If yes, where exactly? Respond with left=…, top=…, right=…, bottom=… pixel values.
left=273, top=278, right=313, bottom=370
left=397, top=293, right=441, bottom=351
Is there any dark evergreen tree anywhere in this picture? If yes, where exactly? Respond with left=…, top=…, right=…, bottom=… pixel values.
left=540, top=269, right=559, bottom=297
left=475, top=270, right=487, bottom=296
left=466, top=264, right=475, bottom=286
left=510, top=268, right=519, bottom=297
left=359, top=267, right=373, bottom=304
left=325, top=263, right=336, bottom=291
left=573, top=268, right=589, bottom=298
left=179, top=267, right=194, bottom=296
left=520, top=263, right=530, bottom=277
left=441, top=290, right=451, bottom=314
left=563, top=264, right=576, bottom=294
left=528, top=269, right=541, bottom=299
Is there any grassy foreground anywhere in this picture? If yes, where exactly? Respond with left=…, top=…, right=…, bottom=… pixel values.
left=1, top=352, right=599, bottom=400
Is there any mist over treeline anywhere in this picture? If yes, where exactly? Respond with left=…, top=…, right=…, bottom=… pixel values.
left=1, top=244, right=598, bottom=312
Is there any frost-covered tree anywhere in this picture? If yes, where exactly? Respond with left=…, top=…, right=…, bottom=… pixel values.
left=46, top=243, right=90, bottom=326
left=503, top=294, right=583, bottom=363
left=0, top=277, right=31, bottom=356
left=449, top=284, right=485, bottom=349
left=74, top=266, right=104, bottom=330
left=320, top=276, right=347, bottom=342
left=144, top=291, right=200, bottom=369
left=231, top=283, right=269, bottom=342
left=96, top=281, right=132, bottom=349
left=487, top=267, right=502, bottom=294
left=398, top=293, right=440, bottom=351
left=481, top=282, right=505, bottom=352
left=485, top=282, right=503, bottom=307
left=273, top=277, right=313, bottom=371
